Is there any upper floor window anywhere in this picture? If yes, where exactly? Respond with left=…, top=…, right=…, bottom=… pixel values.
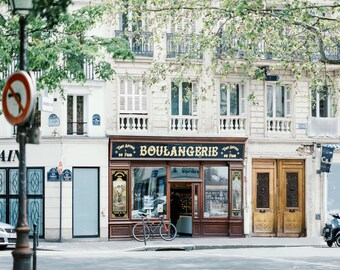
left=311, top=86, right=334, bottom=117
left=220, top=83, right=245, bottom=116
left=120, top=79, right=147, bottom=114
left=119, top=1, right=147, bottom=32
left=67, top=95, right=87, bottom=135
left=171, top=81, right=197, bottom=116
left=266, top=85, right=291, bottom=118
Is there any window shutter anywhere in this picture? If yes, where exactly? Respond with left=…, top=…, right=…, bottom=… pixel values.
left=284, top=86, right=291, bottom=117
left=120, top=80, right=126, bottom=111
left=239, top=84, right=245, bottom=115
left=192, top=82, right=198, bottom=116
left=134, top=81, right=140, bottom=111
left=127, top=81, right=133, bottom=111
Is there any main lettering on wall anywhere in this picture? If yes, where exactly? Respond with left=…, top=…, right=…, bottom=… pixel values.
left=0, top=150, right=19, bottom=162
left=111, top=142, right=243, bottom=160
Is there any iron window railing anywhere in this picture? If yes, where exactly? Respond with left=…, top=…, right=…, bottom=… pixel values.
left=67, top=122, right=88, bottom=135
left=115, top=30, right=154, bottom=57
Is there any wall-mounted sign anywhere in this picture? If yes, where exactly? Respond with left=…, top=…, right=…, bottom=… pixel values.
left=111, top=142, right=244, bottom=160
left=92, top=114, right=101, bottom=126
left=47, top=168, right=59, bottom=181
left=38, top=95, right=54, bottom=112
left=320, top=146, right=334, bottom=173
left=48, top=114, right=60, bottom=127
left=62, top=169, right=72, bottom=181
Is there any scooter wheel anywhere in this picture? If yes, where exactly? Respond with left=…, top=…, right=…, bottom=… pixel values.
left=327, top=241, right=333, bottom=247
left=335, top=235, right=340, bottom=247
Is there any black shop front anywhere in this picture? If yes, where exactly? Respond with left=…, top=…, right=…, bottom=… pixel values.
left=108, top=136, right=246, bottom=239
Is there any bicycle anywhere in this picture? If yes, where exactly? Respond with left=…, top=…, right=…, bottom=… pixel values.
left=132, top=212, right=177, bottom=242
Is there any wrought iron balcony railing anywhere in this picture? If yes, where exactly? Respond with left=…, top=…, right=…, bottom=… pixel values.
left=115, top=30, right=154, bottom=57
left=166, top=33, right=203, bottom=59
left=67, top=122, right=88, bottom=135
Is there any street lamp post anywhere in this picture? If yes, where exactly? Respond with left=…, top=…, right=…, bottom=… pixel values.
left=8, top=0, right=33, bottom=269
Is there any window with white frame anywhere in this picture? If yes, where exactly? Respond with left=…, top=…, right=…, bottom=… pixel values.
left=311, top=86, right=334, bottom=117
left=220, top=83, right=245, bottom=116
left=67, top=95, right=86, bottom=135
left=120, top=79, right=147, bottom=114
left=171, top=81, right=197, bottom=116
left=266, top=84, right=291, bottom=118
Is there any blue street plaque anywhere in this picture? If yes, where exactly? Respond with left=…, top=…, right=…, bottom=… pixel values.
left=62, top=169, right=72, bottom=181
left=92, top=114, right=101, bottom=126
left=48, top=114, right=60, bottom=127
left=47, top=168, right=59, bottom=181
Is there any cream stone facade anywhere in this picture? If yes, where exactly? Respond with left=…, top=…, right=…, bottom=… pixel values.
left=0, top=0, right=339, bottom=240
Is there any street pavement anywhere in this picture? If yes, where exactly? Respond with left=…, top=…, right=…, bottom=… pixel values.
left=35, top=235, right=326, bottom=252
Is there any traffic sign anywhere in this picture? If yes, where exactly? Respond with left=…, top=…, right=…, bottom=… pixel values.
left=2, top=71, right=35, bottom=126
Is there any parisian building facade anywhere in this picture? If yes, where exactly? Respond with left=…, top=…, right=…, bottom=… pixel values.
left=0, top=0, right=339, bottom=240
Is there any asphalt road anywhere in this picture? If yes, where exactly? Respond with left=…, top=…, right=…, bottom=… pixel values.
left=1, top=246, right=339, bottom=270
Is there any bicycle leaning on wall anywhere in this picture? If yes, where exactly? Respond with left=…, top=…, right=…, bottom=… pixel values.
left=132, top=212, right=177, bottom=242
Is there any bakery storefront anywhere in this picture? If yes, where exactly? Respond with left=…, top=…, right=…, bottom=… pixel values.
left=108, top=136, right=246, bottom=239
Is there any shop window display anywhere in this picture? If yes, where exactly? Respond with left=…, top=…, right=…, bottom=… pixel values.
left=204, top=166, right=228, bottom=218
left=132, top=167, right=167, bottom=218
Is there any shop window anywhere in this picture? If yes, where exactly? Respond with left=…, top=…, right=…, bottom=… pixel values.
left=266, top=84, right=291, bottom=118
left=203, top=166, right=228, bottom=218
left=326, top=163, right=340, bottom=222
left=170, top=167, right=200, bottom=179
left=132, top=167, right=167, bottom=218
left=220, top=83, right=245, bottom=116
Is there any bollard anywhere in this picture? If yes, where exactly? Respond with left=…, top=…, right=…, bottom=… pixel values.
left=33, top=223, right=37, bottom=270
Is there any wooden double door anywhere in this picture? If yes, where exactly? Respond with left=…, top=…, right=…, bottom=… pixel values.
left=252, top=160, right=305, bottom=237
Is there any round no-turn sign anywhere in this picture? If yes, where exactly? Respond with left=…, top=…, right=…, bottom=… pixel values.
left=2, top=71, right=36, bottom=126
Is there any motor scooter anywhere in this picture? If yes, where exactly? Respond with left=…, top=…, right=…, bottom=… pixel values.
left=322, top=213, right=340, bottom=247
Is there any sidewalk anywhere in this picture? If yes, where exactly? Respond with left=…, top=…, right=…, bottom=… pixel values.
left=35, top=236, right=326, bottom=252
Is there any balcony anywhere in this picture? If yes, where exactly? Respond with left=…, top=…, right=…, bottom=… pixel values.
left=308, top=116, right=340, bottom=138
left=115, top=30, right=153, bottom=57
left=67, top=122, right=88, bottom=135
left=166, top=33, right=202, bottom=59
left=219, top=116, right=247, bottom=133
left=170, top=116, right=198, bottom=132
left=266, top=118, right=292, bottom=134
left=119, top=114, right=149, bottom=132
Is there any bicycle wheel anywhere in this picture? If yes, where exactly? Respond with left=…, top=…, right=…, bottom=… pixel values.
left=132, top=223, right=150, bottom=242
left=160, top=222, right=177, bottom=241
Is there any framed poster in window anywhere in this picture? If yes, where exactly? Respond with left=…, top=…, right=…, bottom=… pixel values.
left=111, top=170, right=128, bottom=218
left=231, top=170, right=242, bottom=217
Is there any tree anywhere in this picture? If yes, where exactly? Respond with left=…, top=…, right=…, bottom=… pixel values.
left=109, top=0, right=340, bottom=92
left=0, top=0, right=134, bottom=97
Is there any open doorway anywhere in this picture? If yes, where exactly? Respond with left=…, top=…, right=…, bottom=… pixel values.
left=170, top=182, right=192, bottom=236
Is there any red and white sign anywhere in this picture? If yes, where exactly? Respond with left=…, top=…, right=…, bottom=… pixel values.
left=2, top=71, right=35, bottom=126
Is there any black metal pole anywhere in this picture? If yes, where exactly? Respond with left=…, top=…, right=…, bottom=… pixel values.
left=59, top=172, right=62, bottom=242
left=12, top=16, right=32, bottom=270
left=33, top=224, right=37, bottom=270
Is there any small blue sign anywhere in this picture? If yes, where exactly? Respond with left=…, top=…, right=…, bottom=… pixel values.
left=320, top=146, right=334, bottom=173
left=62, top=169, right=72, bottom=181
left=92, top=114, right=101, bottom=126
left=47, top=168, right=59, bottom=181
left=48, top=114, right=60, bottom=127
